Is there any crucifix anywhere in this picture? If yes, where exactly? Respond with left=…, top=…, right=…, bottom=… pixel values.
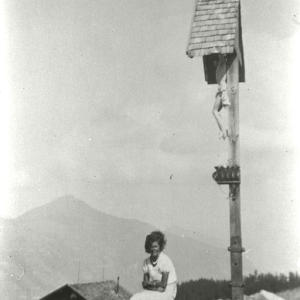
left=186, top=1, right=245, bottom=299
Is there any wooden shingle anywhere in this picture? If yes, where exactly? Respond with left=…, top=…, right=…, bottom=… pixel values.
left=186, top=0, right=245, bottom=83
left=187, top=0, right=242, bottom=58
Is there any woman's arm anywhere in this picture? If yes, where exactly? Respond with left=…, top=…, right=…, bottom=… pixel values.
left=142, top=273, right=150, bottom=289
left=142, top=272, right=169, bottom=292
left=154, top=272, right=169, bottom=289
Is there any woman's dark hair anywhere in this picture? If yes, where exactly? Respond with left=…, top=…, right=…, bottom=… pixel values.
left=144, top=231, right=167, bottom=253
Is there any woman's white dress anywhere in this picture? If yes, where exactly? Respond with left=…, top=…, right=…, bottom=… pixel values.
left=130, top=252, right=177, bottom=300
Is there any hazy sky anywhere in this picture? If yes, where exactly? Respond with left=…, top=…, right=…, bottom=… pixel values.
left=0, top=0, right=300, bottom=275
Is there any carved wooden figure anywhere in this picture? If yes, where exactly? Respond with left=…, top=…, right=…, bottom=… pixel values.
left=212, top=53, right=230, bottom=140
left=186, top=1, right=246, bottom=300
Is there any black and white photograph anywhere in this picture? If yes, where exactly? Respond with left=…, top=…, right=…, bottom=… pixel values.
left=0, top=1, right=299, bottom=300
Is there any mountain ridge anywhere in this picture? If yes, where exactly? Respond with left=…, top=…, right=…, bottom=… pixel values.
left=0, top=195, right=254, bottom=300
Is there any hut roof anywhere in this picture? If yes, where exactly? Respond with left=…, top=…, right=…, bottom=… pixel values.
left=70, top=281, right=132, bottom=300
left=186, top=0, right=242, bottom=57
left=40, top=280, right=132, bottom=300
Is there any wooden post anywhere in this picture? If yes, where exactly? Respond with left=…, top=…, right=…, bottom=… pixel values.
left=227, top=50, right=243, bottom=300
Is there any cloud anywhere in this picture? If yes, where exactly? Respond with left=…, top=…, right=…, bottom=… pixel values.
left=240, top=125, right=295, bottom=151
left=242, top=0, right=300, bottom=39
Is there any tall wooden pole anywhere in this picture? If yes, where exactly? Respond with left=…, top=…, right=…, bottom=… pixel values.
left=227, top=50, right=243, bottom=300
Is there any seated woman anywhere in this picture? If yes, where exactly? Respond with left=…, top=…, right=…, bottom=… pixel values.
left=130, top=231, right=177, bottom=300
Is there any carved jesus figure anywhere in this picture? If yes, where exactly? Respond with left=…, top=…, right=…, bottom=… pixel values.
left=212, top=54, right=230, bottom=140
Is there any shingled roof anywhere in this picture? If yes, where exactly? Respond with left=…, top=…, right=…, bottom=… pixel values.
left=186, top=0, right=242, bottom=57
left=40, top=280, right=132, bottom=300
left=70, top=281, right=131, bottom=300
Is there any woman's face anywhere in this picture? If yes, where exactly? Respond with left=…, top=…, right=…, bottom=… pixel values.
left=150, top=241, right=161, bottom=258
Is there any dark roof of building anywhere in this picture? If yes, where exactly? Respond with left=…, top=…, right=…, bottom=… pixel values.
left=186, top=0, right=242, bottom=57
left=40, top=280, right=132, bottom=300
left=70, top=281, right=132, bottom=300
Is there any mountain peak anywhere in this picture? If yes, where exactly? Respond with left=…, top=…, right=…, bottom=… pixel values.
left=51, top=195, right=90, bottom=208
left=17, top=195, right=98, bottom=222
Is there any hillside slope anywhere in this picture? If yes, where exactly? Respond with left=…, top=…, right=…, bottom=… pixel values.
left=0, top=195, right=254, bottom=299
